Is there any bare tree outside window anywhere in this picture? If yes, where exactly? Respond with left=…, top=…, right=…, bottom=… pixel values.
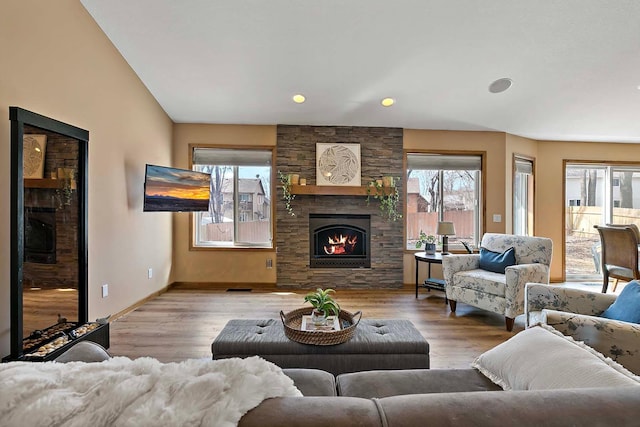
left=199, top=165, right=231, bottom=224
left=406, top=153, right=482, bottom=250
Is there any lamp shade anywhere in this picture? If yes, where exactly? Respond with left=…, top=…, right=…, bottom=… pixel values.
left=437, top=221, right=456, bottom=236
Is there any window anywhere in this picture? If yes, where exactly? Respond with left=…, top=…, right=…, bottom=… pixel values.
left=191, top=146, right=273, bottom=248
left=513, top=157, right=534, bottom=236
left=406, top=153, right=483, bottom=250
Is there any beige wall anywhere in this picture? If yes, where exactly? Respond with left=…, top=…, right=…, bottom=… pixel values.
left=537, top=140, right=640, bottom=281
left=0, top=0, right=174, bottom=357
left=402, top=130, right=507, bottom=284
left=171, top=124, right=277, bottom=284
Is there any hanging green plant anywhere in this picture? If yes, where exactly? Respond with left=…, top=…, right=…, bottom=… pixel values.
left=366, top=178, right=402, bottom=222
left=55, top=169, right=75, bottom=208
left=278, top=170, right=296, bottom=217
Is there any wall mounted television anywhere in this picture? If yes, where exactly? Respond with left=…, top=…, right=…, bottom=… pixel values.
left=143, top=164, right=211, bottom=212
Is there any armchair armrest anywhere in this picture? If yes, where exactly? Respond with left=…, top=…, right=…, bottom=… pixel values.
left=525, top=284, right=617, bottom=327
left=539, top=309, right=640, bottom=375
left=442, top=254, right=480, bottom=287
left=503, top=264, right=550, bottom=319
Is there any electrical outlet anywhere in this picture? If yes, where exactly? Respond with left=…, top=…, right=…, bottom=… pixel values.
left=101, top=284, right=109, bottom=298
left=148, top=268, right=153, bottom=279
left=266, top=259, right=273, bottom=269
left=493, top=214, right=502, bottom=223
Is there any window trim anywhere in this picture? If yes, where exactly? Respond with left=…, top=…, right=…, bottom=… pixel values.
left=404, top=149, right=486, bottom=252
left=188, top=143, right=276, bottom=251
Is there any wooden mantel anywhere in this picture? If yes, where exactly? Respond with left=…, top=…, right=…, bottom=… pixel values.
left=24, top=178, right=63, bottom=189
left=289, top=184, right=394, bottom=196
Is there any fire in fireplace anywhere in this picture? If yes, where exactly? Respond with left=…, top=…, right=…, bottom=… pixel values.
left=309, top=213, right=370, bottom=268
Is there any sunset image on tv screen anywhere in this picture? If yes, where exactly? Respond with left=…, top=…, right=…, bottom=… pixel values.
left=143, top=165, right=211, bottom=212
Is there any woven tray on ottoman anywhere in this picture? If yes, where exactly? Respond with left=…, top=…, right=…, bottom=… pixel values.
left=211, top=318, right=430, bottom=375
left=280, top=307, right=362, bottom=346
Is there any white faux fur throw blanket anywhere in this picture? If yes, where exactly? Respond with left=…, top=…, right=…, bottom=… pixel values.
left=0, top=356, right=302, bottom=427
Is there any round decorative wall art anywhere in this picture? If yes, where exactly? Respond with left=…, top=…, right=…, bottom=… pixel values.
left=23, top=134, right=47, bottom=179
left=316, top=143, right=361, bottom=186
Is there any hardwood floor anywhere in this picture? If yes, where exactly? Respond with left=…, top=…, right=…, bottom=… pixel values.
left=23, top=288, right=79, bottom=337
left=108, top=284, right=525, bottom=369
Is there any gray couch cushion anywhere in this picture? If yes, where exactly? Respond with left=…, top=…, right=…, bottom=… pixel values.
left=54, top=341, right=111, bottom=363
left=283, top=368, right=336, bottom=396
left=337, top=368, right=501, bottom=398
left=239, top=397, right=383, bottom=427
left=375, top=388, right=640, bottom=427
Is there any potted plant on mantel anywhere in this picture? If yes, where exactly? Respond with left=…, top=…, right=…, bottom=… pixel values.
left=304, top=288, right=340, bottom=326
left=366, top=177, right=402, bottom=222
left=415, top=230, right=437, bottom=254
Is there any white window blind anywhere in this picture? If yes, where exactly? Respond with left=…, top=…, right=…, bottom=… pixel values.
left=515, top=159, right=533, bottom=175
left=192, top=147, right=272, bottom=166
left=407, top=154, right=481, bottom=170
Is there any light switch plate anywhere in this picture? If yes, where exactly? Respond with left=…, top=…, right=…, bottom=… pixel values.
left=493, top=214, right=502, bottom=223
left=101, top=284, right=108, bottom=298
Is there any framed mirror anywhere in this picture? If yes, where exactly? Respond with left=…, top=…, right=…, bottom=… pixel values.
left=8, top=107, right=90, bottom=360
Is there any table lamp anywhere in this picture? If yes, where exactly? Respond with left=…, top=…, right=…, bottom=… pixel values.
left=437, top=221, right=456, bottom=255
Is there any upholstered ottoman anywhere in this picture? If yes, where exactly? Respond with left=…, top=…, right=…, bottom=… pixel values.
left=212, top=318, right=430, bottom=375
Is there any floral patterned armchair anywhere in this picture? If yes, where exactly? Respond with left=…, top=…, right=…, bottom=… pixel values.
left=442, top=233, right=553, bottom=331
left=525, top=283, right=640, bottom=375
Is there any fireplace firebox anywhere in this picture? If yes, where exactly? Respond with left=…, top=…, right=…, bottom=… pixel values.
left=24, top=207, right=56, bottom=264
left=309, top=213, right=370, bottom=268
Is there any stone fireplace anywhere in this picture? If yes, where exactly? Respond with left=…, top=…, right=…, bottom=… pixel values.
left=276, top=125, right=403, bottom=288
left=309, top=213, right=370, bottom=268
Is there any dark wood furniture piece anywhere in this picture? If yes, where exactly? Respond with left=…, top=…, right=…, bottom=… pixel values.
left=5, top=107, right=109, bottom=362
left=414, top=252, right=446, bottom=299
left=594, top=224, right=640, bottom=293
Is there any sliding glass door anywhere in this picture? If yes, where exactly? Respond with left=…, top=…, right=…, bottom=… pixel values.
left=565, top=163, right=640, bottom=280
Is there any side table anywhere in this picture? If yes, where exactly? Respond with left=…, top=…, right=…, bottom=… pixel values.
left=414, top=252, right=446, bottom=300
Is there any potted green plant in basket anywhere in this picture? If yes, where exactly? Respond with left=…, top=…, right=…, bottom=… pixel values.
left=415, top=230, right=437, bottom=254
left=304, top=288, right=340, bottom=326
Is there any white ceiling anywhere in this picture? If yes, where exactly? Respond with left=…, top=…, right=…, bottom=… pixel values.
left=81, top=0, right=640, bottom=142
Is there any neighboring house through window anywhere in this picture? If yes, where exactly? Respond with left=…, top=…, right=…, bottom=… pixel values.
left=191, top=146, right=273, bottom=248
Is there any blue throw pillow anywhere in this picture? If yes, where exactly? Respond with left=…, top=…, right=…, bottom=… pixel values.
left=479, top=247, right=517, bottom=274
left=601, top=280, right=640, bottom=324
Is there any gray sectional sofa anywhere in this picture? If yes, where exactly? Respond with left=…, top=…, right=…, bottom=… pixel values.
left=54, top=331, right=640, bottom=427
left=242, top=371, right=639, bottom=427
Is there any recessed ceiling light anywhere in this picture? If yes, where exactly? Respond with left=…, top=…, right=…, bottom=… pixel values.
left=381, top=97, right=395, bottom=107
left=488, top=78, right=513, bottom=94
left=292, top=94, right=306, bottom=103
